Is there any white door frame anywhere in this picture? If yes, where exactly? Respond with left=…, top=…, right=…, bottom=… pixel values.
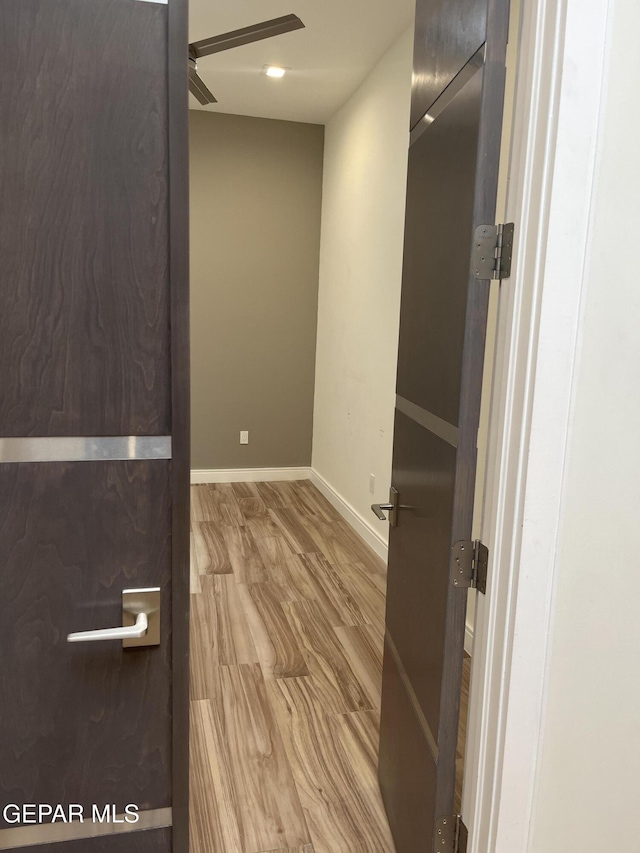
left=463, top=0, right=612, bottom=850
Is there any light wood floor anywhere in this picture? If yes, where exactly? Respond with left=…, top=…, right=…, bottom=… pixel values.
left=189, top=479, right=470, bottom=853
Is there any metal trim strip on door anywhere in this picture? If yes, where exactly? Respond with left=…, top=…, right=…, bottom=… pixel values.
left=396, top=396, right=459, bottom=448
left=0, top=436, right=172, bottom=463
left=0, top=807, right=172, bottom=849
left=410, top=44, right=486, bottom=146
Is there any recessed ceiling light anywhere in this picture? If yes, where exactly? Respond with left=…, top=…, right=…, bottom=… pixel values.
left=263, top=65, right=288, bottom=78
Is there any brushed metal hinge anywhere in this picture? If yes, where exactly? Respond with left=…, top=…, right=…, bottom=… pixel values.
left=451, top=540, right=488, bottom=595
left=434, top=815, right=468, bottom=853
left=472, top=222, right=514, bottom=280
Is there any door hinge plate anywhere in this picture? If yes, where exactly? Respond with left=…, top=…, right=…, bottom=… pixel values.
left=434, top=815, right=468, bottom=853
left=451, top=540, right=488, bottom=595
left=472, top=222, right=514, bottom=280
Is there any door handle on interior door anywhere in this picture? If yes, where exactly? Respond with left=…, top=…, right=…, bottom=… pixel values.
left=67, top=587, right=161, bottom=648
left=371, top=486, right=399, bottom=527
left=371, top=503, right=394, bottom=520
left=67, top=610, right=148, bottom=643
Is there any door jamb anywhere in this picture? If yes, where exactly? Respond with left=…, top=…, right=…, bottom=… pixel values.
left=463, top=0, right=612, bottom=850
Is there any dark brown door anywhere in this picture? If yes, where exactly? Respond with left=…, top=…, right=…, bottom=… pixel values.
left=0, top=1, right=189, bottom=851
left=378, top=0, right=510, bottom=849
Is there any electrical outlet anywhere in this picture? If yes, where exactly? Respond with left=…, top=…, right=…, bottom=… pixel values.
left=240, top=430, right=249, bottom=445
left=369, top=473, right=375, bottom=495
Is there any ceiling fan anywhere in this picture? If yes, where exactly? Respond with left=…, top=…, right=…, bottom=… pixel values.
left=188, top=13, right=305, bottom=105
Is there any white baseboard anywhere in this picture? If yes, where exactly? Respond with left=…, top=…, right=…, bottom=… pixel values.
left=190, top=467, right=312, bottom=484
left=308, top=469, right=389, bottom=562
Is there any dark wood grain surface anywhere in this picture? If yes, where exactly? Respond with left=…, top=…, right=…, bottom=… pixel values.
left=381, top=0, right=511, bottom=846
left=411, top=0, right=487, bottom=128
left=0, top=0, right=190, bottom=849
left=0, top=0, right=170, bottom=436
left=0, top=461, right=172, bottom=827
left=167, top=0, right=191, bottom=848
left=384, top=410, right=457, bottom=742
left=378, top=637, right=437, bottom=853
left=31, top=827, right=172, bottom=852
left=396, top=67, right=484, bottom=428
left=384, top=74, right=485, bottom=837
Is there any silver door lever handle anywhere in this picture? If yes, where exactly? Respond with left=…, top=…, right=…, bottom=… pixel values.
left=371, top=486, right=399, bottom=527
left=66, top=588, right=161, bottom=648
left=67, top=611, right=148, bottom=644
left=371, top=503, right=394, bottom=521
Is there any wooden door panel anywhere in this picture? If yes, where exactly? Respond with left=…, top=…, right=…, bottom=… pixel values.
left=380, top=0, right=510, bottom=846
left=0, top=461, right=172, bottom=827
left=382, top=65, right=485, bottom=846
left=384, top=411, right=456, bottom=740
left=32, top=828, right=172, bottom=852
left=411, top=0, right=487, bottom=128
left=0, top=0, right=170, bottom=437
left=0, top=0, right=189, bottom=847
left=396, top=68, right=484, bottom=428
left=378, top=639, right=437, bottom=851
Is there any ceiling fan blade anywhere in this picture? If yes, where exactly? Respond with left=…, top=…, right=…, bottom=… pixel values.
left=188, top=67, right=217, bottom=105
left=190, top=13, right=305, bottom=59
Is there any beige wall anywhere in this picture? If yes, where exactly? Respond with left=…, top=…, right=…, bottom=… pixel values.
left=311, top=29, right=413, bottom=541
left=189, top=111, right=324, bottom=470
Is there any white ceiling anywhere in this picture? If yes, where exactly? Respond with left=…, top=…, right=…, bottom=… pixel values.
left=188, top=0, right=415, bottom=124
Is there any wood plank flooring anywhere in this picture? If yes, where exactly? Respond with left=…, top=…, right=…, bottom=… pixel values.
left=189, top=479, right=471, bottom=852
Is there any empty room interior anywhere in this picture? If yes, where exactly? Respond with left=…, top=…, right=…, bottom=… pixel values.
left=188, top=0, right=484, bottom=849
